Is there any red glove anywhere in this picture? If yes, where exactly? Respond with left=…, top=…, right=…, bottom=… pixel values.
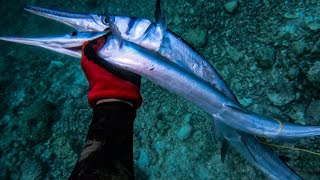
left=81, top=36, right=142, bottom=108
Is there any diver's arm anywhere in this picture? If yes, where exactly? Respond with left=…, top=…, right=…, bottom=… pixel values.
left=69, top=36, right=141, bottom=180
left=69, top=101, right=136, bottom=179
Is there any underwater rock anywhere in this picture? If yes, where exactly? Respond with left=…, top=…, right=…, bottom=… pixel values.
left=267, top=87, right=295, bottom=106
left=11, top=89, right=26, bottom=108
left=279, top=24, right=298, bottom=39
left=288, top=104, right=306, bottom=125
left=307, top=20, right=320, bottom=31
left=306, top=100, right=320, bottom=121
left=49, top=60, right=64, bottom=69
left=153, top=140, right=166, bottom=154
left=307, top=61, right=320, bottom=86
left=283, top=12, right=302, bottom=19
left=137, top=149, right=150, bottom=168
left=255, top=45, right=275, bottom=68
left=291, top=40, right=308, bottom=56
left=183, top=28, right=208, bottom=48
left=177, top=124, right=193, bottom=141
left=239, top=97, right=253, bottom=107
left=224, top=1, right=239, bottom=13
left=287, top=67, right=300, bottom=80
left=182, top=113, right=192, bottom=124
left=70, top=84, right=86, bottom=98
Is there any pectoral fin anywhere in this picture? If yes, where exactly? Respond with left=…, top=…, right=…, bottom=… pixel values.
left=221, top=139, right=229, bottom=163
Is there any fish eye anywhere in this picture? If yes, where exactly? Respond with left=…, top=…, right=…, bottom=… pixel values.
left=102, top=16, right=109, bottom=25
left=71, top=31, right=78, bottom=36
left=102, top=15, right=113, bottom=25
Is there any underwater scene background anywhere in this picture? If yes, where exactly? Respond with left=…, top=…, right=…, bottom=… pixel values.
left=0, top=0, right=320, bottom=179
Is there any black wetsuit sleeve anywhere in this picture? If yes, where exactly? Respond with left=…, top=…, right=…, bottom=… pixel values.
left=68, top=102, right=136, bottom=180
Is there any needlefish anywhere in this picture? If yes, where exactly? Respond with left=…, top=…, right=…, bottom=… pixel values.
left=0, top=2, right=313, bottom=179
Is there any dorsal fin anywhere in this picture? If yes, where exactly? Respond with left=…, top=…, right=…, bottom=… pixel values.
left=155, top=0, right=166, bottom=29
left=107, top=15, right=123, bottom=46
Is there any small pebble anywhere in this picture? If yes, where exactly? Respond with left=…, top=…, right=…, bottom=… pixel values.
left=177, top=124, right=193, bottom=141
left=267, top=89, right=295, bottom=106
left=307, top=21, right=320, bottom=31
left=49, top=60, right=64, bottom=68
left=239, top=98, right=253, bottom=107
left=291, top=41, right=308, bottom=56
left=138, top=149, right=150, bottom=167
left=224, top=1, right=239, bottom=13
left=183, top=28, right=208, bottom=48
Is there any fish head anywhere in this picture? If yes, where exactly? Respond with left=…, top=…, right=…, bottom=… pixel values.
left=24, top=5, right=153, bottom=42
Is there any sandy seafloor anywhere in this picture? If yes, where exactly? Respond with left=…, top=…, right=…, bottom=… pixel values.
left=0, top=0, right=320, bottom=179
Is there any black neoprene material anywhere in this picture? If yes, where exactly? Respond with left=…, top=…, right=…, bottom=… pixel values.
left=83, top=37, right=141, bottom=87
left=69, top=102, right=136, bottom=180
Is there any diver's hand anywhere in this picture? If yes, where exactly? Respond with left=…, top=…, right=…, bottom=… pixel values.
left=81, top=36, right=142, bottom=108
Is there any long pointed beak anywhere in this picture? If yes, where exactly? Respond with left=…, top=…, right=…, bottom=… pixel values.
left=0, top=31, right=108, bottom=58
left=24, top=5, right=108, bottom=32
